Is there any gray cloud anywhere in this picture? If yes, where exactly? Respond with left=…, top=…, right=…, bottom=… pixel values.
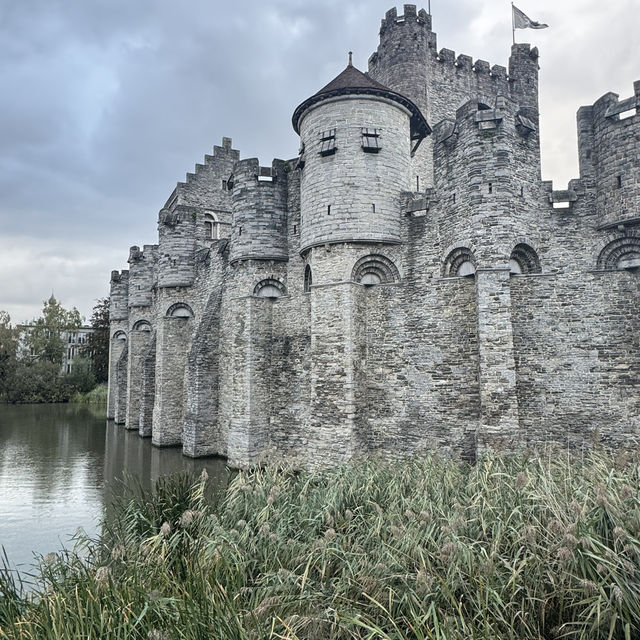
left=0, top=0, right=636, bottom=321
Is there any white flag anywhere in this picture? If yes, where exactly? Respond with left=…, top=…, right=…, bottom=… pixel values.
left=513, top=5, right=548, bottom=29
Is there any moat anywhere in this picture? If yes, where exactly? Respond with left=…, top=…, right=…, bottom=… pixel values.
left=0, top=404, right=228, bottom=573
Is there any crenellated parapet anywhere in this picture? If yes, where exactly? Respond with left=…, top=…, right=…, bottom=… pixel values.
left=577, top=81, right=640, bottom=228
left=229, top=158, right=289, bottom=263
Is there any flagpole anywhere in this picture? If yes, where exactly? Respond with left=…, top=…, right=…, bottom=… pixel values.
left=428, top=0, right=431, bottom=15
left=511, top=2, right=515, bottom=45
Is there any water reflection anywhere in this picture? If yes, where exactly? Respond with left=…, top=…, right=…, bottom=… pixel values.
left=0, top=404, right=228, bottom=572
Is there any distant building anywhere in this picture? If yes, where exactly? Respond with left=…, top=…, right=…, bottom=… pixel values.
left=108, top=5, right=639, bottom=468
left=17, top=325, right=94, bottom=373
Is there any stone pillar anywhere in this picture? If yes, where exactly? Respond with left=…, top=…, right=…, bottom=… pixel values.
left=107, top=331, right=126, bottom=419
left=125, top=328, right=151, bottom=430
left=138, top=335, right=156, bottom=437
left=113, top=348, right=128, bottom=425
left=475, top=268, right=520, bottom=452
left=152, top=315, right=193, bottom=447
left=307, top=282, right=362, bottom=466
left=183, top=286, right=223, bottom=458
left=227, top=297, right=273, bottom=468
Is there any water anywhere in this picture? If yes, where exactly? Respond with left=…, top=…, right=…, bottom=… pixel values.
left=0, top=404, right=229, bottom=574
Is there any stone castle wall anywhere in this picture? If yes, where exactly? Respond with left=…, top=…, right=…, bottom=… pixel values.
left=107, top=5, right=640, bottom=468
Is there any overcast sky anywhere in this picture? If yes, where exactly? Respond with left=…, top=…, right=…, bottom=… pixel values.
left=0, top=0, right=636, bottom=323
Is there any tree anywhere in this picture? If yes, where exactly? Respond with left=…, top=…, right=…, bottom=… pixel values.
left=85, top=297, right=110, bottom=383
left=26, top=295, right=83, bottom=367
left=0, top=311, right=18, bottom=398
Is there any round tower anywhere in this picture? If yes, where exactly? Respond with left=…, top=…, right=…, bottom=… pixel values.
left=229, top=158, right=288, bottom=263
left=292, top=59, right=429, bottom=253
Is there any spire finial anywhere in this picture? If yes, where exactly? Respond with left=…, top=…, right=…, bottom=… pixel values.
left=348, top=51, right=353, bottom=66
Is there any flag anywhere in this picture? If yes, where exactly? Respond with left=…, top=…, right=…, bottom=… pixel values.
left=512, top=5, right=548, bottom=30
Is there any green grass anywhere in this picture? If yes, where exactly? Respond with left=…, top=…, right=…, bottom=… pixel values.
left=70, top=383, right=108, bottom=405
left=1, top=451, right=640, bottom=639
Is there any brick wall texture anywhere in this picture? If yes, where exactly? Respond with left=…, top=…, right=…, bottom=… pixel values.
left=107, top=5, right=640, bottom=468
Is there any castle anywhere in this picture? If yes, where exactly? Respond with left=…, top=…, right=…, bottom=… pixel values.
left=107, top=6, right=640, bottom=468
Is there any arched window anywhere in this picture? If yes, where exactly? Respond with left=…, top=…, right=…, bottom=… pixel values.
left=204, top=212, right=220, bottom=240
left=597, top=237, right=640, bottom=271
left=510, top=243, right=541, bottom=275
left=304, top=265, right=313, bottom=293
left=132, top=320, right=152, bottom=332
left=254, top=278, right=286, bottom=299
left=351, top=254, right=400, bottom=286
left=443, top=247, right=476, bottom=278
left=112, top=330, right=127, bottom=341
left=166, top=303, right=194, bottom=318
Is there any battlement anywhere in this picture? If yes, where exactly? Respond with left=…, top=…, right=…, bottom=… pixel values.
left=433, top=96, right=526, bottom=142
left=231, top=157, right=285, bottom=185
left=380, top=5, right=431, bottom=32
left=110, top=269, right=129, bottom=284
left=591, top=82, right=640, bottom=121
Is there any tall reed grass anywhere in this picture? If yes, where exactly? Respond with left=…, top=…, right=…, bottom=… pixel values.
left=70, top=384, right=108, bottom=405
left=1, top=451, right=639, bottom=639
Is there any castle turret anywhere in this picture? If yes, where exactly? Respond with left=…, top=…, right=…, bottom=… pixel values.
left=577, top=82, right=640, bottom=228
left=433, top=96, right=541, bottom=259
left=157, top=207, right=196, bottom=288
left=127, top=245, right=158, bottom=307
left=292, top=60, right=429, bottom=252
left=229, top=158, right=288, bottom=263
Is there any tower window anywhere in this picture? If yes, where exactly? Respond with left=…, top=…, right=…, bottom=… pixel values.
left=320, top=129, right=337, bottom=156
left=361, top=128, right=381, bottom=153
left=371, top=203, right=376, bottom=213
left=327, top=205, right=331, bottom=215
left=304, top=265, right=312, bottom=293
left=222, top=180, right=227, bottom=190
left=488, top=182, right=493, bottom=194
left=617, top=175, right=623, bottom=188
left=204, top=212, right=219, bottom=240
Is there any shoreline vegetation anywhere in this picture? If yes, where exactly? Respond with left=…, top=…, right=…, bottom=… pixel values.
left=70, top=384, right=108, bottom=405
left=1, top=452, right=639, bottom=639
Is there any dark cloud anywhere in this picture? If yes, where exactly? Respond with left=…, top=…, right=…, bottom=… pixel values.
left=0, top=0, right=636, bottom=321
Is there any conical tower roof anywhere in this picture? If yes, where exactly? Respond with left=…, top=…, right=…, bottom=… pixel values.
left=292, top=59, right=430, bottom=141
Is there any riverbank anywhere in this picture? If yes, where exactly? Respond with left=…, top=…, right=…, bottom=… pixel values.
left=70, top=383, right=107, bottom=405
left=1, top=452, right=639, bottom=639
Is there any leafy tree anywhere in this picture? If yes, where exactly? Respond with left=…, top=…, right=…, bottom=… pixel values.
left=64, top=357, right=96, bottom=393
left=0, top=311, right=18, bottom=398
left=25, top=296, right=83, bottom=367
left=84, top=297, right=109, bottom=383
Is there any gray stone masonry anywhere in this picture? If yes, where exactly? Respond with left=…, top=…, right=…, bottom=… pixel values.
left=107, top=7, right=640, bottom=468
